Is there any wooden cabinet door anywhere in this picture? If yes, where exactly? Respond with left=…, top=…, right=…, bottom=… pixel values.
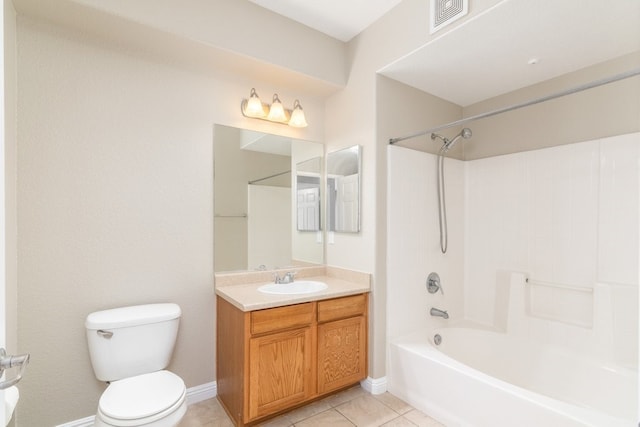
left=248, top=327, right=313, bottom=420
left=317, top=315, right=367, bottom=394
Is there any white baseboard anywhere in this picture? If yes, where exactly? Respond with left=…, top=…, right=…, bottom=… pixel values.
left=56, top=381, right=218, bottom=427
left=360, top=376, right=387, bottom=395
left=185, top=381, right=217, bottom=405
left=56, top=416, right=94, bottom=427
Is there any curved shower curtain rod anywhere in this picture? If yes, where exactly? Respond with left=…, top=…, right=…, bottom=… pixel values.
left=388, top=67, right=640, bottom=145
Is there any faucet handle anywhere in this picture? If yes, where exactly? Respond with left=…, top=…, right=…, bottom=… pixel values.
left=284, top=271, right=297, bottom=282
left=427, top=272, right=443, bottom=295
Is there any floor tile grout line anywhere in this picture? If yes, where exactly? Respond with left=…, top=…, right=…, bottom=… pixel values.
left=290, top=407, right=356, bottom=427
left=370, top=393, right=415, bottom=417
left=183, top=386, right=424, bottom=427
left=377, top=414, right=417, bottom=427
left=281, top=391, right=413, bottom=427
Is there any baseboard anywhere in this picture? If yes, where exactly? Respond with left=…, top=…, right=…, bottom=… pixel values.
left=360, top=376, right=387, bottom=395
left=56, top=416, right=94, bottom=427
left=185, top=381, right=217, bottom=405
left=56, top=381, right=218, bottom=427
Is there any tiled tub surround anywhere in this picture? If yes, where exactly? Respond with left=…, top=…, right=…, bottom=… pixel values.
left=215, top=265, right=370, bottom=311
left=387, top=132, right=639, bottom=426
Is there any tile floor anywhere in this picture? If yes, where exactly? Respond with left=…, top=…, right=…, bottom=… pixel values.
left=179, top=386, right=445, bottom=427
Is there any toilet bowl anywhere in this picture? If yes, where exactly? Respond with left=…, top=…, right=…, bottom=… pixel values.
left=94, top=371, right=187, bottom=427
left=86, top=304, right=186, bottom=427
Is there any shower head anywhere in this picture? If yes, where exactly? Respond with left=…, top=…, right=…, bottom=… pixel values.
left=444, top=127, right=472, bottom=151
left=431, top=128, right=473, bottom=152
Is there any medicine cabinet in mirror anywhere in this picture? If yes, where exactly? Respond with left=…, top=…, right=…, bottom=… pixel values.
left=327, top=145, right=361, bottom=233
left=213, top=124, right=324, bottom=272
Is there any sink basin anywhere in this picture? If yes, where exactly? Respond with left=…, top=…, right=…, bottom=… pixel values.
left=258, top=280, right=328, bottom=295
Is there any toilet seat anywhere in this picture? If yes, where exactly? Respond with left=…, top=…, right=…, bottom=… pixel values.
left=97, top=370, right=186, bottom=427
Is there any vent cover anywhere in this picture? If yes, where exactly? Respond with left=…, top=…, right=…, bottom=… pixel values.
left=430, top=0, right=469, bottom=34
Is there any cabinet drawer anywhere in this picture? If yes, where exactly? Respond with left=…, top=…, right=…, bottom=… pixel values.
left=317, top=294, right=367, bottom=323
left=251, top=302, right=314, bottom=335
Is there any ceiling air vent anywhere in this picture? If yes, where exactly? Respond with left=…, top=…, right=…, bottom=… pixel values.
left=430, top=0, right=469, bottom=34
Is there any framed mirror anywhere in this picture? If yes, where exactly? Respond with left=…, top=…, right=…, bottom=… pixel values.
left=213, top=124, right=324, bottom=272
left=326, top=145, right=361, bottom=233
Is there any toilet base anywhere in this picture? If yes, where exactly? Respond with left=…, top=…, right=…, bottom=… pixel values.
left=93, top=400, right=187, bottom=427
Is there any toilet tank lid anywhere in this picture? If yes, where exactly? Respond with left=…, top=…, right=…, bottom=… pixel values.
left=85, top=303, right=181, bottom=330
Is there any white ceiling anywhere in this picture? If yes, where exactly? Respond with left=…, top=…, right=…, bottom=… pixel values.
left=251, top=0, right=640, bottom=106
left=248, top=0, right=403, bottom=42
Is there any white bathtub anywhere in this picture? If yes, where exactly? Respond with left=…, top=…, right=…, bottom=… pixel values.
left=388, top=327, right=637, bottom=427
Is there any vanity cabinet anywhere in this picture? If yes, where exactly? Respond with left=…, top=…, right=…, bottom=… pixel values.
left=248, top=303, right=315, bottom=419
left=317, top=294, right=367, bottom=394
left=216, top=293, right=368, bottom=426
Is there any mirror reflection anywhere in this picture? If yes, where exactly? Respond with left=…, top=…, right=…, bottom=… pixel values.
left=327, top=145, right=361, bottom=233
left=296, top=157, right=321, bottom=231
left=214, top=124, right=324, bottom=272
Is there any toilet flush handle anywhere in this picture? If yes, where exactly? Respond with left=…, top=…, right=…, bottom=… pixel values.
left=0, top=348, right=30, bottom=390
left=97, top=330, right=114, bottom=339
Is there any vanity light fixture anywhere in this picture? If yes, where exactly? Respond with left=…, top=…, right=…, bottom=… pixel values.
left=267, top=94, right=287, bottom=123
left=243, top=88, right=266, bottom=118
left=289, top=100, right=308, bottom=128
left=240, top=88, right=308, bottom=128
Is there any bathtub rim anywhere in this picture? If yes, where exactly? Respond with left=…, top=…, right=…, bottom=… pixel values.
left=388, top=329, right=636, bottom=427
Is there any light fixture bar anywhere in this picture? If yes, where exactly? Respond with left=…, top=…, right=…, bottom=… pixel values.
left=240, top=88, right=308, bottom=128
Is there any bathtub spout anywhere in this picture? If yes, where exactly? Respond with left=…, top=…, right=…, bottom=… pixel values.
left=430, top=307, right=449, bottom=319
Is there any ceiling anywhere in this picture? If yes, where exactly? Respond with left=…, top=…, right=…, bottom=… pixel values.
left=250, top=0, right=640, bottom=106
left=248, top=0, right=403, bottom=42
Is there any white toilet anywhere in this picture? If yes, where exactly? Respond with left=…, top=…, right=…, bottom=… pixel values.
left=85, top=303, right=187, bottom=427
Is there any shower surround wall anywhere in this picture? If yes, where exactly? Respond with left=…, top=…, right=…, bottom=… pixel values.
left=387, top=131, right=639, bottom=362
left=386, top=148, right=465, bottom=340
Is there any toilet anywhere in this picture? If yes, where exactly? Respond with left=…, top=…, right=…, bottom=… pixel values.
left=85, top=303, right=187, bottom=427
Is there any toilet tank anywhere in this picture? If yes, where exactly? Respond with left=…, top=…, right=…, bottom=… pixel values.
left=85, top=303, right=181, bottom=382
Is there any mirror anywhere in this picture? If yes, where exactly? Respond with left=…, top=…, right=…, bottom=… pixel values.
left=296, top=157, right=321, bottom=231
left=213, top=124, right=324, bottom=272
left=327, top=145, right=361, bottom=233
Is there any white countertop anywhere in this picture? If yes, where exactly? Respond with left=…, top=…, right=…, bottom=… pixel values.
left=215, top=270, right=370, bottom=312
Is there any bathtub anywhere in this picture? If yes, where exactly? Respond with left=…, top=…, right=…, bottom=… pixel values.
left=387, top=327, right=637, bottom=427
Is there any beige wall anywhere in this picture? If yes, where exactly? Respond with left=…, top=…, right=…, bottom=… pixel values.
left=69, top=0, right=347, bottom=87
left=463, top=52, right=640, bottom=160
left=4, top=0, right=17, bottom=360
left=15, top=15, right=325, bottom=426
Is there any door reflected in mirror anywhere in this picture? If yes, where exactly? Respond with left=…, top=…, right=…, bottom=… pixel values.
left=296, top=157, right=321, bottom=231
left=327, top=145, right=361, bottom=233
left=213, top=124, right=324, bottom=272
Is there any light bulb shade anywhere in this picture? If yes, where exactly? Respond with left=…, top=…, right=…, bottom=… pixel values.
left=267, top=94, right=288, bottom=123
left=243, top=88, right=266, bottom=118
left=288, top=100, right=308, bottom=128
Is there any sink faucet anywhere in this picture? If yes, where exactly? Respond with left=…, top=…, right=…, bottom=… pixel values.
left=430, top=307, right=449, bottom=319
left=274, top=271, right=296, bottom=284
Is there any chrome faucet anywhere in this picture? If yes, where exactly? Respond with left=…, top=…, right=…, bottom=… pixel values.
left=430, top=307, right=449, bottom=319
left=274, top=271, right=296, bottom=284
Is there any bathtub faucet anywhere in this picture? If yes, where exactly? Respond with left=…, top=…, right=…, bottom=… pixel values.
left=430, top=307, right=449, bottom=319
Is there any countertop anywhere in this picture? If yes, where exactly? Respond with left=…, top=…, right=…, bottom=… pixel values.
left=215, top=266, right=370, bottom=312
